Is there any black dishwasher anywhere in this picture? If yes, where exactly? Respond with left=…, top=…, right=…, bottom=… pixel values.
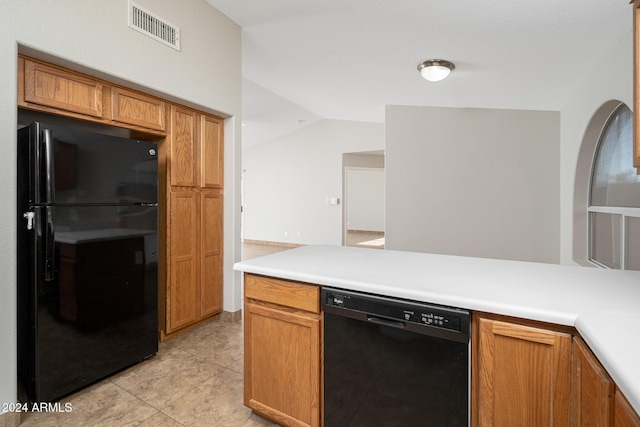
left=322, top=288, right=470, bottom=427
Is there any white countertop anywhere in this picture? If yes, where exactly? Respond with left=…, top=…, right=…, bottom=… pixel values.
left=234, top=244, right=640, bottom=414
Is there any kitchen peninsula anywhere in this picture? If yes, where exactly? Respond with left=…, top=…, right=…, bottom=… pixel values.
left=235, top=244, right=640, bottom=426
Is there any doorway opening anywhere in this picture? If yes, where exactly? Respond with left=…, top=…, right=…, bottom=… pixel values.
left=343, top=152, right=385, bottom=249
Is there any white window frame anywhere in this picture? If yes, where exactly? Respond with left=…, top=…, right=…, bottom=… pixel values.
left=587, top=206, right=640, bottom=269
left=586, top=104, right=640, bottom=270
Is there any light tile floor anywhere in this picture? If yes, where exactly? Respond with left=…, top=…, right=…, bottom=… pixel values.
left=19, top=319, right=277, bottom=427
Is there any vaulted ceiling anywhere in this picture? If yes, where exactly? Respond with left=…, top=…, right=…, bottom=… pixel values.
left=205, top=1, right=631, bottom=148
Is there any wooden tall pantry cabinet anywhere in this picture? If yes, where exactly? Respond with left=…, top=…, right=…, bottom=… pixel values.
left=17, top=55, right=225, bottom=341
left=165, top=106, right=224, bottom=337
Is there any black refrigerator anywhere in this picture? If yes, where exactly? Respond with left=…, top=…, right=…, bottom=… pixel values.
left=17, top=122, right=159, bottom=403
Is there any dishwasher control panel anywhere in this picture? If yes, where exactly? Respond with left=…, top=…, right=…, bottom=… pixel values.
left=323, top=288, right=469, bottom=334
left=406, top=310, right=460, bottom=331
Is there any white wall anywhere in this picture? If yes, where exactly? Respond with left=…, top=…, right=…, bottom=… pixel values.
left=243, top=119, right=384, bottom=245
left=0, top=0, right=241, bottom=408
left=385, top=106, right=561, bottom=263
left=560, top=29, right=633, bottom=265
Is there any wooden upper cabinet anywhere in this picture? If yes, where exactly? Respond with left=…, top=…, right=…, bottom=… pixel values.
left=22, top=58, right=103, bottom=118
left=573, top=337, right=614, bottom=427
left=475, top=316, right=572, bottom=427
left=169, top=107, right=224, bottom=189
left=110, top=86, right=166, bottom=131
left=200, top=114, right=224, bottom=189
left=170, top=105, right=197, bottom=187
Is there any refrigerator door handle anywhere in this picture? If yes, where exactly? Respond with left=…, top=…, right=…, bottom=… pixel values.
left=43, top=128, right=55, bottom=204
left=23, top=211, right=35, bottom=230
left=44, top=206, right=55, bottom=281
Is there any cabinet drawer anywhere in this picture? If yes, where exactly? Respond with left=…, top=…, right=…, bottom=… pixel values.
left=245, top=274, right=320, bottom=314
left=23, top=59, right=103, bottom=118
left=111, top=86, right=166, bottom=131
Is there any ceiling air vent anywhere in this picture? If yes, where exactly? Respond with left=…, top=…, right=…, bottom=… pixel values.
left=128, top=1, right=181, bottom=51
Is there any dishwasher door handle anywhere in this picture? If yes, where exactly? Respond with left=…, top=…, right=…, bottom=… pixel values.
left=367, top=316, right=405, bottom=329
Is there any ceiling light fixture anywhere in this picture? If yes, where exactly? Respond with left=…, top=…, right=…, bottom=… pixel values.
left=417, top=59, right=455, bottom=82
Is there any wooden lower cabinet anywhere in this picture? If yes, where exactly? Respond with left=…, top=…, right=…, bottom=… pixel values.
left=615, top=389, right=640, bottom=427
left=574, top=336, right=640, bottom=427
left=474, top=314, right=640, bottom=427
left=200, top=192, right=223, bottom=317
left=243, top=285, right=640, bottom=427
left=572, top=336, right=640, bottom=427
left=244, top=274, right=321, bottom=427
left=167, top=192, right=197, bottom=331
left=474, top=314, right=572, bottom=427
left=573, top=337, right=614, bottom=426
left=165, top=191, right=222, bottom=336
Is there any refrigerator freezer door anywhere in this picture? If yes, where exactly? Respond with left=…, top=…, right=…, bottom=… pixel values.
left=21, top=122, right=158, bottom=206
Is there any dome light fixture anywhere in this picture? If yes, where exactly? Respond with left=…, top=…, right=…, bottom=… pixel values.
left=417, top=59, right=455, bottom=82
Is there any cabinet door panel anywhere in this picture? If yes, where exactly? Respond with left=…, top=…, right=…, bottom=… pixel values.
left=573, top=337, right=614, bottom=426
left=200, top=193, right=223, bottom=317
left=200, top=114, right=223, bottom=189
left=245, top=301, right=320, bottom=427
left=615, top=390, right=640, bottom=427
left=111, top=87, right=166, bottom=131
left=477, top=318, right=572, bottom=427
left=24, top=59, right=103, bottom=118
left=170, top=106, right=197, bottom=187
left=168, top=192, right=198, bottom=332
left=200, top=253, right=222, bottom=317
